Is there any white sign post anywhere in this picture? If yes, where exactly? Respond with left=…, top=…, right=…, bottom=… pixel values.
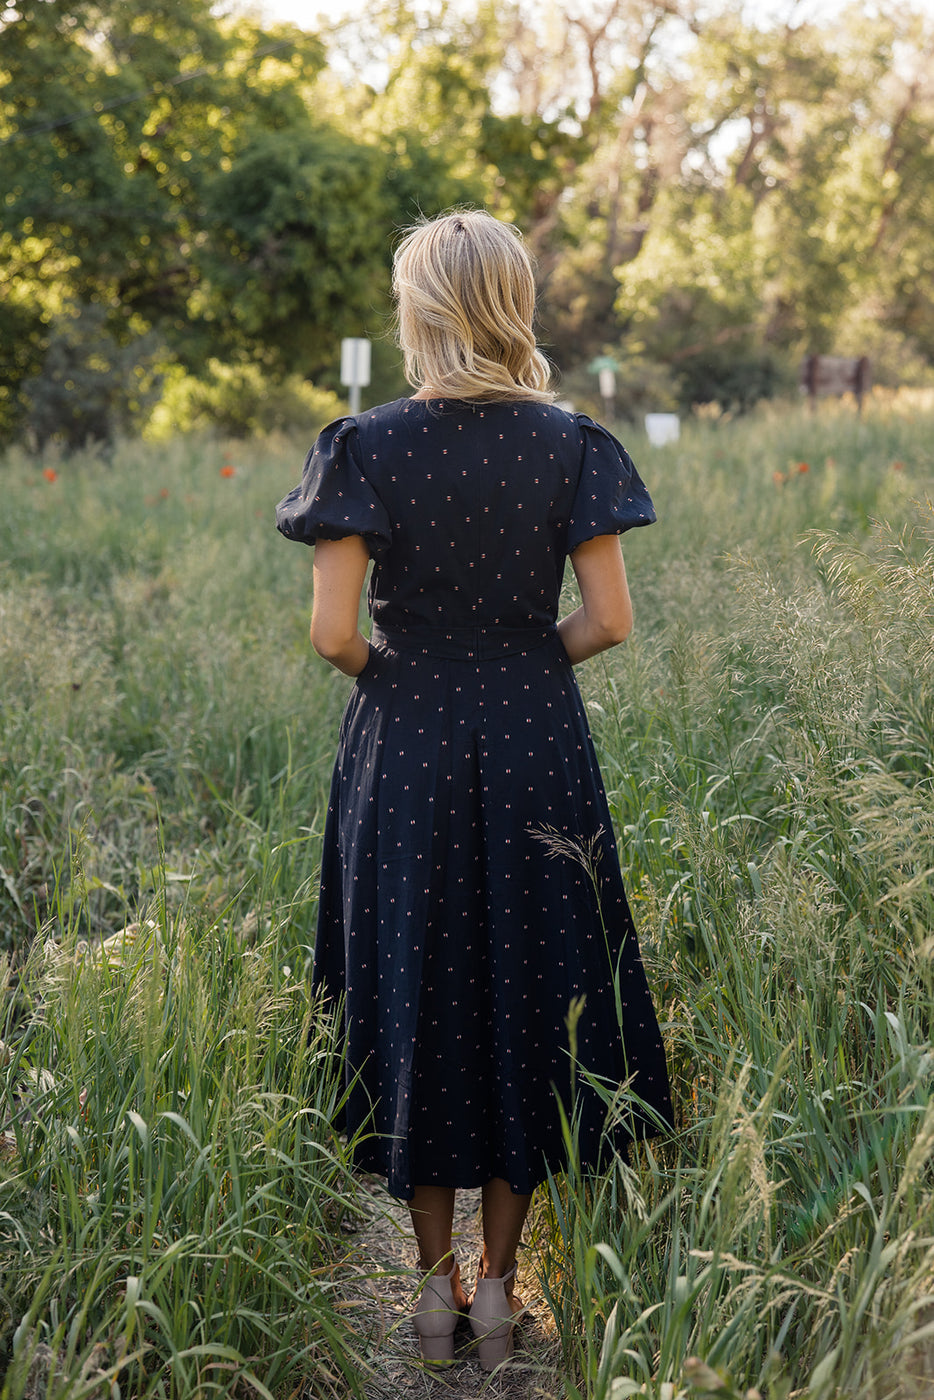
left=340, top=338, right=371, bottom=414
left=598, top=367, right=616, bottom=419
left=589, top=357, right=620, bottom=419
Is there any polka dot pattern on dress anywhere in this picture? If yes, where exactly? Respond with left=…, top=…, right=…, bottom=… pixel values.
left=276, top=397, right=672, bottom=1200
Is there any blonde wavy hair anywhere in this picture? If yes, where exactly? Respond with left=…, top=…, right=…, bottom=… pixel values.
left=392, top=209, right=554, bottom=403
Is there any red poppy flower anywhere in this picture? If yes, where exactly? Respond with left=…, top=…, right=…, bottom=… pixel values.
left=796, top=461, right=810, bottom=473
left=220, top=464, right=235, bottom=478
left=43, top=467, right=58, bottom=482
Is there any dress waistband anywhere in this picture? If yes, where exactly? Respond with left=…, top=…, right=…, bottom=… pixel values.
left=371, top=621, right=556, bottom=661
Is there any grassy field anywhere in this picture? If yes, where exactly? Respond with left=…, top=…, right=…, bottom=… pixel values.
left=1, top=394, right=933, bottom=1397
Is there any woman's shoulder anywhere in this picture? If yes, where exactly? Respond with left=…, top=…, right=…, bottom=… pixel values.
left=378, top=396, right=581, bottom=425
left=313, top=398, right=410, bottom=438
left=346, top=395, right=586, bottom=446
left=355, top=396, right=421, bottom=426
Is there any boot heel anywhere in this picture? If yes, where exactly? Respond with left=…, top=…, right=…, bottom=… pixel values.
left=476, top=1327, right=514, bottom=1371
left=418, top=1332, right=456, bottom=1364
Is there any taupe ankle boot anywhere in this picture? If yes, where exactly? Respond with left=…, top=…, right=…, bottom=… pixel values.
left=468, top=1262, right=518, bottom=1370
left=413, top=1258, right=460, bottom=1364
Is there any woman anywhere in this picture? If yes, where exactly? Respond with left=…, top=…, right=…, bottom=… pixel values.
left=276, top=209, right=672, bottom=1370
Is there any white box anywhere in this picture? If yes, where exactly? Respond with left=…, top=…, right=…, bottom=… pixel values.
left=644, top=413, right=680, bottom=446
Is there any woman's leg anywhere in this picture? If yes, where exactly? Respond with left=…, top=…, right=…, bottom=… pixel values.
left=479, top=1177, right=531, bottom=1286
left=468, top=1177, right=532, bottom=1368
left=409, top=1184, right=469, bottom=1306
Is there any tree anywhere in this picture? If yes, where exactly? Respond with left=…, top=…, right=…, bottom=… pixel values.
left=23, top=303, right=163, bottom=449
left=4, top=0, right=933, bottom=441
left=0, top=0, right=485, bottom=440
left=0, top=2, right=348, bottom=436
left=601, top=1, right=934, bottom=399
left=197, top=124, right=391, bottom=377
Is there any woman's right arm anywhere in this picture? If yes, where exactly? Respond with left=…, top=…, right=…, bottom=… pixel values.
left=310, top=535, right=371, bottom=676
left=557, top=534, right=633, bottom=664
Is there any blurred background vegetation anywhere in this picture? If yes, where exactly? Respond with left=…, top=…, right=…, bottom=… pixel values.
left=3, top=0, right=934, bottom=447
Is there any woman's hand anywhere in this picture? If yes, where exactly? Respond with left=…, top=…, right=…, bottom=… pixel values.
left=558, top=534, right=633, bottom=665
left=310, top=536, right=371, bottom=676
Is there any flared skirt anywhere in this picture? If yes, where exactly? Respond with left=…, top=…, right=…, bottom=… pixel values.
left=312, top=630, right=672, bottom=1199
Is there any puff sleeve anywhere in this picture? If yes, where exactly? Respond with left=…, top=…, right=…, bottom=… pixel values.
left=567, top=413, right=656, bottom=552
left=275, top=416, right=392, bottom=555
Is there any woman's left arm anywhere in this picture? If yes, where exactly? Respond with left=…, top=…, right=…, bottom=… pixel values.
left=310, top=536, right=371, bottom=676
left=558, top=534, right=633, bottom=664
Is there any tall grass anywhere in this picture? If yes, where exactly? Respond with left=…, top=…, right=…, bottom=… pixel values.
left=0, top=427, right=372, bottom=1395
left=1, top=889, right=371, bottom=1399
left=539, top=399, right=934, bottom=1398
left=0, top=433, right=343, bottom=952
left=1, top=395, right=933, bottom=1395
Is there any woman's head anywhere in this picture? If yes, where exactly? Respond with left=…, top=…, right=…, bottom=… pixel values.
left=392, top=209, right=554, bottom=403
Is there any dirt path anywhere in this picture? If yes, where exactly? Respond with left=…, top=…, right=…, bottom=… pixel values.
left=353, top=1179, right=567, bottom=1400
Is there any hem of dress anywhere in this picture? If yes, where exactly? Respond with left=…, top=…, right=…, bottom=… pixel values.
left=365, top=1167, right=549, bottom=1204
left=350, top=1115, right=671, bottom=1201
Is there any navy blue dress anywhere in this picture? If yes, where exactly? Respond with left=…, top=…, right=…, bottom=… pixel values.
left=276, top=397, right=672, bottom=1199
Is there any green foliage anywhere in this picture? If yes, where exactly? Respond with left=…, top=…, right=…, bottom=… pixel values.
left=605, top=3, right=934, bottom=396
left=1, top=908, right=370, bottom=1399
left=23, top=304, right=164, bottom=449
left=0, top=0, right=490, bottom=445
left=198, top=125, right=390, bottom=376
left=477, top=110, right=574, bottom=223
left=0, top=0, right=235, bottom=318
left=0, top=300, right=48, bottom=446
left=674, top=346, right=793, bottom=413
left=149, top=360, right=346, bottom=438
left=559, top=354, right=681, bottom=422
left=0, top=0, right=384, bottom=438
left=535, top=396, right=934, bottom=1397
left=613, top=188, right=797, bottom=409
left=6, top=0, right=934, bottom=440
left=0, top=430, right=346, bottom=952
left=0, top=424, right=376, bottom=1395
